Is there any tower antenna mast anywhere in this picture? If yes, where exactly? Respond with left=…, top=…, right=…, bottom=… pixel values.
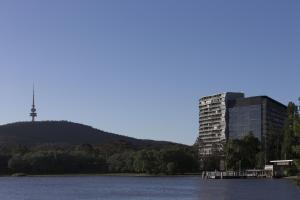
left=30, top=84, right=37, bottom=122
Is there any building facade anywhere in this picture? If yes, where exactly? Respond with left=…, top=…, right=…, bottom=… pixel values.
left=198, top=92, right=244, bottom=156
left=198, top=93, right=287, bottom=157
left=228, top=96, right=287, bottom=141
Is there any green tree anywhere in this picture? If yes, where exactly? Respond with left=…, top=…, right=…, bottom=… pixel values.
left=162, top=147, right=198, bottom=173
left=291, top=100, right=300, bottom=158
left=225, top=133, right=261, bottom=170
left=166, top=162, right=176, bottom=175
left=8, top=155, right=30, bottom=173
left=255, top=151, right=265, bottom=169
left=282, top=102, right=298, bottom=159
left=133, top=150, right=160, bottom=174
left=266, top=125, right=283, bottom=161
left=0, top=154, right=11, bottom=174
left=132, top=147, right=198, bottom=174
left=240, top=133, right=260, bottom=169
left=224, top=139, right=241, bottom=170
left=107, top=151, right=135, bottom=173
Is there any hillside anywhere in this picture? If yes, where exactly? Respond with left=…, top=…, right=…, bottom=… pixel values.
left=0, top=121, right=198, bottom=175
left=0, top=121, right=182, bottom=149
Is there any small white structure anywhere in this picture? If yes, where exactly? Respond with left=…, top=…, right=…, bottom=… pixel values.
left=270, top=160, right=293, bottom=166
left=264, top=165, right=274, bottom=178
left=269, top=160, right=294, bottom=177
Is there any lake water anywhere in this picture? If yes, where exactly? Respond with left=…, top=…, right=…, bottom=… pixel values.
left=0, top=176, right=299, bottom=200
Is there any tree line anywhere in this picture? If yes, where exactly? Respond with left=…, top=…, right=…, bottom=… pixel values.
left=281, top=102, right=300, bottom=160
left=0, top=144, right=199, bottom=175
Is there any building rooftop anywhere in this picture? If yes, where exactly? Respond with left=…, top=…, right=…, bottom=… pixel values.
left=228, top=95, right=287, bottom=108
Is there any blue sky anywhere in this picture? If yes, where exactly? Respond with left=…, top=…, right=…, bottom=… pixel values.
left=0, top=0, right=299, bottom=145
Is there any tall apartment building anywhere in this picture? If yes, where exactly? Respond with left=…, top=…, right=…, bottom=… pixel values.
left=198, top=93, right=287, bottom=157
left=198, top=92, right=244, bottom=156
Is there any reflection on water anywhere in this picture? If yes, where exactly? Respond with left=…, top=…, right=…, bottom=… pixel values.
left=0, top=176, right=299, bottom=200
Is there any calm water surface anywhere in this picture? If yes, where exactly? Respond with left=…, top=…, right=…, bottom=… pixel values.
left=0, top=176, right=299, bottom=200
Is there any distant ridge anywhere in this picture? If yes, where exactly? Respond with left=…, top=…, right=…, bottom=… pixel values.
left=0, top=121, right=182, bottom=149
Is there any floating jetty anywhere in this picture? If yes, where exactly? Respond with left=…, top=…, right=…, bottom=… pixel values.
left=202, top=170, right=270, bottom=179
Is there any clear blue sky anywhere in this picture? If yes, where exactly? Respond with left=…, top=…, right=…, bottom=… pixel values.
left=0, top=0, right=299, bottom=145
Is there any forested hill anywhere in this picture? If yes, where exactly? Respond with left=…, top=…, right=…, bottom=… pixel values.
left=0, top=121, right=183, bottom=149
left=0, top=121, right=198, bottom=175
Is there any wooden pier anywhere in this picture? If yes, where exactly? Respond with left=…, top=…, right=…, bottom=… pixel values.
left=202, top=170, right=269, bottom=179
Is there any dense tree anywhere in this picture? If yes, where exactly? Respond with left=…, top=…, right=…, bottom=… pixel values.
left=107, top=151, right=135, bottom=173
left=290, top=99, right=300, bottom=174
left=224, top=139, right=241, bottom=170
left=241, top=133, right=261, bottom=168
left=7, top=150, right=107, bottom=174
left=133, top=150, right=161, bottom=174
left=2, top=144, right=198, bottom=175
left=292, top=104, right=300, bottom=158
left=266, top=125, right=283, bottom=161
left=199, top=155, right=222, bottom=171
left=224, top=133, right=261, bottom=170
left=0, top=154, right=12, bottom=174
left=282, top=102, right=299, bottom=159
left=255, top=151, right=265, bottom=169
left=8, top=155, right=29, bottom=173
left=159, top=148, right=198, bottom=174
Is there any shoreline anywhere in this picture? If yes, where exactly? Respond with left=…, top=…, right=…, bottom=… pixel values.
left=1, top=173, right=202, bottom=178
left=2, top=173, right=299, bottom=186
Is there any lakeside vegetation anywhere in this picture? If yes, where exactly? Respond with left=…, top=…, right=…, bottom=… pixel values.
left=0, top=143, right=198, bottom=175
